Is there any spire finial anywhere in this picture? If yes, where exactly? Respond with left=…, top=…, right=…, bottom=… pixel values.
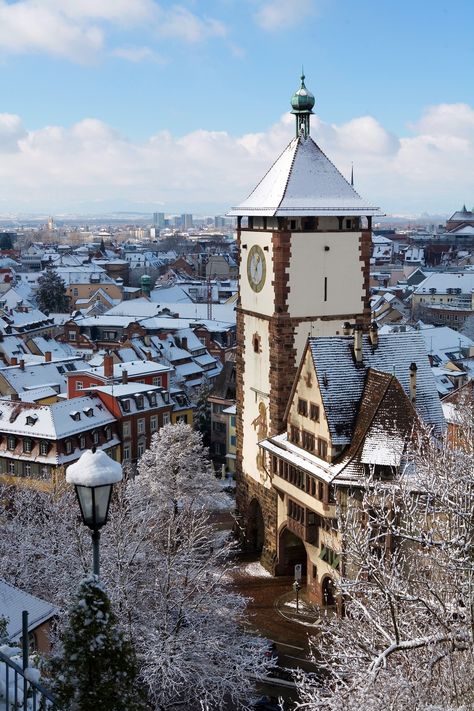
left=350, top=162, right=354, bottom=187
left=291, top=70, right=315, bottom=139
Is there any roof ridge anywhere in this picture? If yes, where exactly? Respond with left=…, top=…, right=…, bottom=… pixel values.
left=278, top=135, right=301, bottom=210
left=234, top=135, right=300, bottom=205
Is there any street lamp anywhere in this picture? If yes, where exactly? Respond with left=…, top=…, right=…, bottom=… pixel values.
left=66, top=447, right=123, bottom=577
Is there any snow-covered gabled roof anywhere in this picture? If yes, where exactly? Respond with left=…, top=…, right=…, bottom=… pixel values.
left=228, top=134, right=381, bottom=217
left=0, top=395, right=115, bottom=439
left=308, top=331, right=445, bottom=445
left=0, top=579, right=57, bottom=640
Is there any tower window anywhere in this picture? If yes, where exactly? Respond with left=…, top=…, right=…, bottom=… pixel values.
left=253, top=333, right=261, bottom=354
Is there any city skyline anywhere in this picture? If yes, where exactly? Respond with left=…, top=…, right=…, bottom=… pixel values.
left=0, top=0, right=473, bottom=215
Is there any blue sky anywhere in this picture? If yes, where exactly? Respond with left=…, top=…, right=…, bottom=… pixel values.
left=0, top=0, right=473, bottom=216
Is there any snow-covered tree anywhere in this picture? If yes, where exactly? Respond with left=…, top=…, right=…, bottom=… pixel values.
left=137, top=421, right=221, bottom=510
left=0, top=427, right=270, bottom=710
left=0, top=484, right=89, bottom=609
left=36, top=269, right=69, bottom=313
left=48, top=576, right=145, bottom=711
left=294, top=415, right=474, bottom=711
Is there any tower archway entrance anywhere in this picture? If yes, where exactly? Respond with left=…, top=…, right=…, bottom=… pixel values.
left=322, top=576, right=336, bottom=607
left=246, top=498, right=265, bottom=553
left=277, top=527, right=307, bottom=577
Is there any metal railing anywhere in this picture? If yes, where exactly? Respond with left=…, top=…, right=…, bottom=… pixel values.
left=0, top=611, right=59, bottom=710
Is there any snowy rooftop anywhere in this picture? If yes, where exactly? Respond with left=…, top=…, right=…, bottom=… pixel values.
left=414, top=272, right=474, bottom=294
left=309, top=331, right=445, bottom=445
left=0, top=395, right=115, bottom=439
left=0, top=579, right=57, bottom=641
left=228, top=134, right=381, bottom=217
left=81, top=359, right=170, bottom=378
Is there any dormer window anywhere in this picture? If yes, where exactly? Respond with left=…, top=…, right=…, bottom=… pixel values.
left=83, top=407, right=94, bottom=417
left=65, top=439, right=73, bottom=454
left=136, top=396, right=144, bottom=410
left=92, top=431, right=99, bottom=445
left=104, top=426, right=112, bottom=441
left=79, top=435, right=86, bottom=449
left=26, top=415, right=38, bottom=426
left=70, top=411, right=81, bottom=421
left=122, top=399, right=131, bottom=413
left=149, top=395, right=156, bottom=406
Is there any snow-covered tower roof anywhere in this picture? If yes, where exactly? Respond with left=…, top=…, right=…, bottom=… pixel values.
left=228, top=75, right=381, bottom=218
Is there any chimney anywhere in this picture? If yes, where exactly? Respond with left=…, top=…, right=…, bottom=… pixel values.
left=104, top=353, right=114, bottom=379
left=369, top=321, right=379, bottom=349
left=343, top=321, right=352, bottom=336
left=122, top=369, right=128, bottom=384
left=354, top=325, right=363, bottom=364
left=409, top=362, right=417, bottom=404
left=19, top=359, right=25, bottom=371
left=158, top=332, right=168, bottom=341
left=10, top=392, right=19, bottom=401
left=146, top=351, right=153, bottom=361
left=181, top=336, right=188, bottom=351
left=10, top=356, right=17, bottom=366
left=45, top=351, right=52, bottom=363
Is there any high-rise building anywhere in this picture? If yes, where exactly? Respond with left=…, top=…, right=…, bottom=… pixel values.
left=181, top=213, right=193, bottom=229
left=153, top=212, right=165, bottom=229
left=229, top=74, right=380, bottom=570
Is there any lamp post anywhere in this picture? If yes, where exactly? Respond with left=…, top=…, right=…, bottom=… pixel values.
left=66, top=447, right=123, bottom=577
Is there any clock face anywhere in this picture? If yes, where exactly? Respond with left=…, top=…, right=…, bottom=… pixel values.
left=247, top=245, right=266, bottom=293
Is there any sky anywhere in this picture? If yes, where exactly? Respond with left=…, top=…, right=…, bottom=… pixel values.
left=0, top=0, right=473, bottom=217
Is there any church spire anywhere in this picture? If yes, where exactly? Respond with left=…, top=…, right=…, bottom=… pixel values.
left=290, top=70, right=315, bottom=139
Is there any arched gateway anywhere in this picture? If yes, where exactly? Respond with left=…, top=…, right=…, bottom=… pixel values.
left=277, top=527, right=307, bottom=577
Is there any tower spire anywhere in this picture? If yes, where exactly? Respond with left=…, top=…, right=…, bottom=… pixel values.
left=290, top=71, right=315, bottom=139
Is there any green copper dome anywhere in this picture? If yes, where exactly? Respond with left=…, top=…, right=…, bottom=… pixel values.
left=291, top=73, right=315, bottom=113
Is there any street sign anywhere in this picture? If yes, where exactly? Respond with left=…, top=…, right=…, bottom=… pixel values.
left=294, top=564, right=302, bottom=581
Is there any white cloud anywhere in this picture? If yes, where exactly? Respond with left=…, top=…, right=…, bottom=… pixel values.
left=0, top=1, right=228, bottom=62
left=0, top=113, right=27, bottom=152
left=0, top=104, right=473, bottom=214
left=112, top=46, right=163, bottom=63
left=0, top=1, right=104, bottom=62
left=157, top=6, right=227, bottom=43
left=254, top=0, right=316, bottom=31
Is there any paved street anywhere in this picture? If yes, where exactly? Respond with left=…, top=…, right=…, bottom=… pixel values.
left=229, top=555, right=323, bottom=709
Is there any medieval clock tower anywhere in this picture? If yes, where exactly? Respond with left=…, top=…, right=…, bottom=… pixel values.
left=229, top=75, right=380, bottom=570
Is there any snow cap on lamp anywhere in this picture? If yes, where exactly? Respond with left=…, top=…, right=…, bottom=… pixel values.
left=66, top=448, right=123, bottom=487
